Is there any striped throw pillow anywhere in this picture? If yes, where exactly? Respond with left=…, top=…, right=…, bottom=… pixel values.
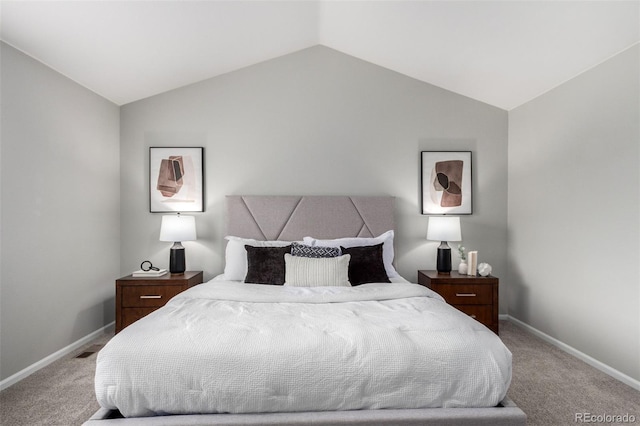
left=284, top=254, right=351, bottom=287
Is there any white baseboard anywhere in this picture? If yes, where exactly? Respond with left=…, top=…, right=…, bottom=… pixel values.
left=505, top=315, right=640, bottom=391
left=0, top=322, right=115, bottom=391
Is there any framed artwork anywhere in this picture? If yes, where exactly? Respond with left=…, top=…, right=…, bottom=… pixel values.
left=421, top=151, right=472, bottom=215
left=149, top=147, right=204, bottom=213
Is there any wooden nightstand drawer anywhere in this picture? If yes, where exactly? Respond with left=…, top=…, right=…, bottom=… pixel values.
left=115, top=271, right=204, bottom=333
left=121, top=307, right=157, bottom=326
left=436, top=285, right=492, bottom=305
left=417, top=270, right=499, bottom=334
left=453, top=305, right=492, bottom=324
left=122, top=285, right=184, bottom=308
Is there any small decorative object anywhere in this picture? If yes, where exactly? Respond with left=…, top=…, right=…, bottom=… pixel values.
left=467, top=250, right=478, bottom=276
left=132, top=261, right=167, bottom=277
left=150, top=147, right=204, bottom=212
left=426, top=216, right=461, bottom=274
left=421, top=151, right=472, bottom=214
left=478, top=262, right=492, bottom=277
left=457, top=244, right=467, bottom=274
left=159, top=213, right=197, bottom=274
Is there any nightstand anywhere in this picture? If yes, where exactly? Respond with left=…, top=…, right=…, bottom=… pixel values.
left=417, top=270, right=499, bottom=334
left=115, top=271, right=204, bottom=333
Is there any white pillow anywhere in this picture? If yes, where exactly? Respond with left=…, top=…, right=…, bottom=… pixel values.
left=303, top=230, right=399, bottom=278
left=284, top=254, right=351, bottom=287
left=224, top=236, right=291, bottom=281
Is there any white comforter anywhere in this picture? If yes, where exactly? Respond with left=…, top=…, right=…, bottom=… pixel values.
left=95, top=280, right=511, bottom=417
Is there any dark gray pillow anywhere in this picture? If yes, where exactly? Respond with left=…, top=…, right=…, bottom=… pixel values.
left=291, top=242, right=341, bottom=258
left=340, top=243, right=390, bottom=286
left=244, top=245, right=291, bottom=285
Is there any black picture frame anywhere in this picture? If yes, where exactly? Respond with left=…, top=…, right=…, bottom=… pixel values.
left=149, top=147, right=204, bottom=213
left=421, top=151, right=472, bottom=215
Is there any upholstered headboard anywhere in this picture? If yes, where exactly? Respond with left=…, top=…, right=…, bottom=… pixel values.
left=226, top=196, right=394, bottom=241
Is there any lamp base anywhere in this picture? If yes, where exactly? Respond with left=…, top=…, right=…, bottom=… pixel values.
left=436, top=241, right=452, bottom=274
left=169, top=242, right=186, bottom=274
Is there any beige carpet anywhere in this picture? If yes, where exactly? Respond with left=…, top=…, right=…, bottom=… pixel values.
left=500, top=321, right=640, bottom=425
left=1, top=321, right=638, bottom=425
left=0, top=332, right=112, bottom=426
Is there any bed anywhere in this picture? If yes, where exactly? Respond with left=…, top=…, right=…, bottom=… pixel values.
left=86, top=195, right=526, bottom=425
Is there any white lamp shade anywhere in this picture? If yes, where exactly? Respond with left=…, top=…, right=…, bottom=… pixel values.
left=159, top=215, right=197, bottom=242
left=426, top=216, right=461, bottom=242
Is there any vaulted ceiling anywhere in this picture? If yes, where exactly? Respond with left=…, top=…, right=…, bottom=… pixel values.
left=1, top=1, right=638, bottom=110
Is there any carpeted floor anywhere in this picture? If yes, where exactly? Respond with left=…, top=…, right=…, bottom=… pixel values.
left=1, top=320, right=638, bottom=425
left=0, top=333, right=112, bottom=426
left=500, top=321, right=640, bottom=425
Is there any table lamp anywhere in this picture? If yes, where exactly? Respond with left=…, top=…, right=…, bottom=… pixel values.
left=426, top=216, right=461, bottom=274
left=160, top=214, right=197, bottom=274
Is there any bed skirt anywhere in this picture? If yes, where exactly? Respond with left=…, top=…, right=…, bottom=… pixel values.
left=83, top=398, right=526, bottom=426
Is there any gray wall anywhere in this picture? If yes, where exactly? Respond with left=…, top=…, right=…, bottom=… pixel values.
left=508, top=44, right=639, bottom=382
left=120, top=46, right=508, bottom=294
left=0, top=43, right=120, bottom=381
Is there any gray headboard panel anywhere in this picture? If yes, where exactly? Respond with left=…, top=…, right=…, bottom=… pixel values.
left=226, top=196, right=395, bottom=241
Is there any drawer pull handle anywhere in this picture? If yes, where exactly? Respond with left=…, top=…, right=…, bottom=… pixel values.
left=456, top=293, right=477, bottom=297
left=140, top=295, right=162, bottom=299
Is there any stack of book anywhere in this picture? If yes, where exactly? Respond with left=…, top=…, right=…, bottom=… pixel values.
left=132, top=269, right=168, bottom=277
